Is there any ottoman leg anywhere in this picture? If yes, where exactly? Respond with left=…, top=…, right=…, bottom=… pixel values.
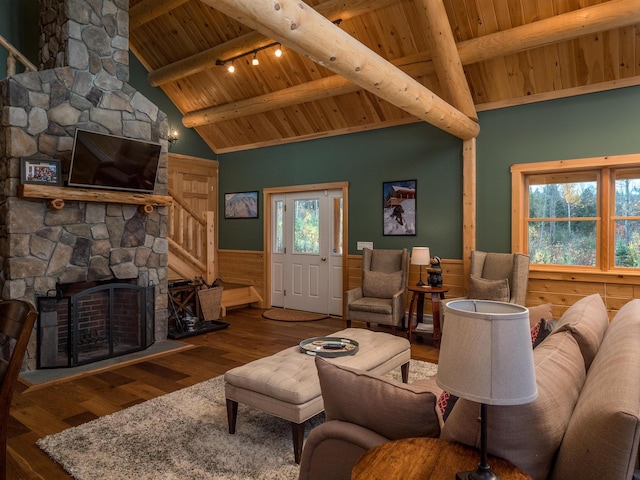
left=226, top=398, right=238, bottom=434
left=291, top=421, right=306, bottom=464
left=401, top=361, right=409, bottom=383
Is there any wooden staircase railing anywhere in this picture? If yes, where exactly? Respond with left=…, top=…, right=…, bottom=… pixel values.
left=167, top=187, right=216, bottom=284
left=0, top=34, right=37, bottom=77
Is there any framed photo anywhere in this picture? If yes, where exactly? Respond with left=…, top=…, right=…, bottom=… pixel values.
left=383, top=179, right=416, bottom=236
left=224, top=191, right=259, bottom=219
left=20, top=157, right=62, bottom=186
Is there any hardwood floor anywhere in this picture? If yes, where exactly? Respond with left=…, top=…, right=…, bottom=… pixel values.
left=7, top=308, right=440, bottom=479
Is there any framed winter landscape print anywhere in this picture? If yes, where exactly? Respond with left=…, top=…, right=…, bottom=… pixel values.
left=383, top=179, right=416, bottom=236
left=224, top=191, right=259, bottom=219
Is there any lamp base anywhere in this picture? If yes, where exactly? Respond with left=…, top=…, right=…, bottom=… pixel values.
left=416, top=280, right=426, bottom=286
left=456, top=467, right=500, bottom=480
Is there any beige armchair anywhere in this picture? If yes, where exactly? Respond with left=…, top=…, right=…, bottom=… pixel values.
left=345, top=248, right=409, bottom=334
left=442, top=251, right=530, bottom=321
left=467, top=251, right=530, bottom=305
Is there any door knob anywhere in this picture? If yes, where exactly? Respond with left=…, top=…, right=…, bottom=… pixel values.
left=321, top=257, right=327, bottom=261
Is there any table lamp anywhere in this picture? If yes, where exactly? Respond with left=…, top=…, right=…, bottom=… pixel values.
left=411, top=247, right=430, bottom=286
left=436, top=299, right=537, bottom=480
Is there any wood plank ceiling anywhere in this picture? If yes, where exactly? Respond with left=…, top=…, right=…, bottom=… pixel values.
left=128, top=0, right=640, bottom=153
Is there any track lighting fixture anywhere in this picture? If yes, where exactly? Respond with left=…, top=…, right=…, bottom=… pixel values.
left=215, top=20, right=341, bottom=73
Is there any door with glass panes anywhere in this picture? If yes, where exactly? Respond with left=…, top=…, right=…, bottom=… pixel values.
left=271, top=190, right=343, bottom=315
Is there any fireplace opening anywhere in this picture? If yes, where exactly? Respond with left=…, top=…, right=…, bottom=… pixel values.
left=36, top=281, right=155, bottom=368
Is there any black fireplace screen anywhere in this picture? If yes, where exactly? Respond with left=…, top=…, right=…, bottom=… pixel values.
left=37, top=283, right=155, bottom=368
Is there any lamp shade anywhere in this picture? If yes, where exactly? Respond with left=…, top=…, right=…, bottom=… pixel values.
left=436, top=299, right=538, bottom=406
left=411, top=247, right=430, bottom=265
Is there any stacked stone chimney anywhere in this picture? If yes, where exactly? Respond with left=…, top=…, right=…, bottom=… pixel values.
left=0, top=0, right=170, bottom=370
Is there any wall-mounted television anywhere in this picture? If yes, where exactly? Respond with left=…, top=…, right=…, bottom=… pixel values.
left=68, top=129, right=161, bottom=193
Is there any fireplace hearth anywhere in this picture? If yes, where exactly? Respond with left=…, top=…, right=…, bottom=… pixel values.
left=37, top=281, right=155, bottom=369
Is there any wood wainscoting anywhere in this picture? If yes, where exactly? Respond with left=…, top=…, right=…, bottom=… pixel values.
left=219, top=250, right=640, bottom=319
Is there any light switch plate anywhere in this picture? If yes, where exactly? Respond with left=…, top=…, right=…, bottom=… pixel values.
left=357, top=241, right=373, bottom=251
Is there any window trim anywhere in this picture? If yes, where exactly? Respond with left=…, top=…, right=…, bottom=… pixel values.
left=511, top=153, right=640, bottom=276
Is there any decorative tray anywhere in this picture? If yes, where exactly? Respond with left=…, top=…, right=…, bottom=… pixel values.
left=299, top=336, right=359, bottom=357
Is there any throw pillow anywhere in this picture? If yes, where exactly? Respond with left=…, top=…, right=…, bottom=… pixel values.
left=527, top=303, right=554, bottom=328
left=362, top=269, right=403, bottom=299
left=315, top=357, right=441, bottom=440
left=549, top=293, right=609, bottom=370
left=468, top=275, right=510, bottom=302
left=441, top=330, right=587, bottom=480
left=531, top=318, right=554, bottom=348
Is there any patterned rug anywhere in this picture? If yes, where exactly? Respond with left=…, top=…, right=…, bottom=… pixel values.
left=37, top=360, right=438, bottom=480
left=262, top=308, right=329, bottom=322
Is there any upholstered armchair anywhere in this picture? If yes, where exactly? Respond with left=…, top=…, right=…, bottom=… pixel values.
left=467, top=251, right=530, bottom=305
left=442, top=251, right=530, bottom=320
left=346, top=248, right=409, bottom=334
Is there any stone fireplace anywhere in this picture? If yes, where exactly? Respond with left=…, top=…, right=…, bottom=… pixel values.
left=0, top=0, right=170, bottom=370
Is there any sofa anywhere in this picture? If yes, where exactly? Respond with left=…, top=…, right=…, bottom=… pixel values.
left=298, top=294, right=640, bottom=480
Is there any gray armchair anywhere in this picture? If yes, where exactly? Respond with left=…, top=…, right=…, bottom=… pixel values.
left=345, top=248, right=409, bottom=334
left=441, top=251, right=530, bottom=323
left=468, top=251, right=530, bottom=305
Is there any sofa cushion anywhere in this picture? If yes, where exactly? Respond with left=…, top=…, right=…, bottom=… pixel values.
left=551, top=299, right=640, bottom=480
left=531, top=318, right=554, bottom=348
left=550, top=293, right=609, bottom=370
left=441, top=330, right=586, bottom=480
left=362, top=270, right=403, bottom=299
left=468, top=275, right=510, bottom=302
left=315, top=357, right=440, bottom=440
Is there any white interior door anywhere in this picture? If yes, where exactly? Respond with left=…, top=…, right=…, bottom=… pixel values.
left=270, top=190, right=342, bottom=315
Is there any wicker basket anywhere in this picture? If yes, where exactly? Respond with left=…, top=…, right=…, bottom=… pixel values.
left=198, top=286, right=223, bottom=321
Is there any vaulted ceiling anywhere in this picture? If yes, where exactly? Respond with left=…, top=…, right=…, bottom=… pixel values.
left=128, top=0, right=640, bottom=153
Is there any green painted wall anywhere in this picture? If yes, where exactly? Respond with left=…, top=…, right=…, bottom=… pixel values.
left=218, top=123, right=463, bottom=256
left=476, top=86, right=640, bottom=252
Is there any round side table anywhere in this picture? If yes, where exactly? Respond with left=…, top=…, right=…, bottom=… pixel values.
left=406, top=285, right=448, bottom=346
left=352, top=437, right=532, bottom=480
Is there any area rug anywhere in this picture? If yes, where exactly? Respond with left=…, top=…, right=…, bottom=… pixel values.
left=262, top=308, right=329, bottom=322
left=37, top=360, right=438, bottom=480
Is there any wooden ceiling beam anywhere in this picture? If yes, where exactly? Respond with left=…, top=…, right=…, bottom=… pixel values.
left=417, top=0, right=477, bottom=121
left=183, top=61, right=428, bottom=127
left=456, top=0, right=640, bottom=65
left=182, top=0, right=639, bottom=129
left=148, top=0, right=399, bottom=87
left=129, top=0, right=190, bottom=30
left=196, top=0, right=480, bottom=140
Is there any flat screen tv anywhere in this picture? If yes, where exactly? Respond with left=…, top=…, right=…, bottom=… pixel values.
left=68, top=129, right=161, bottom=193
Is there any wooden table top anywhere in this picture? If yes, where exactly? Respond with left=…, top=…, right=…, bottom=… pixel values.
left=352, top=437, right=532, bottom=480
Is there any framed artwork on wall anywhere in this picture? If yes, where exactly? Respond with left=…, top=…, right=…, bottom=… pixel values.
left=20, top=157, right=62, bottom=186
left=224, top=191, right=259, bottom=219
left=383, top=179, right=416, bottom=235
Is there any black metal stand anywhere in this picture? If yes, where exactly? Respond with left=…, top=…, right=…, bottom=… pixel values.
left=455, top=404, right=500, bottom=480
left=417, top=265, right=426, bottom=286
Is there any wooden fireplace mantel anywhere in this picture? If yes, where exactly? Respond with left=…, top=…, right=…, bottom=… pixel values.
left=18, top=184, right=173, bottom=210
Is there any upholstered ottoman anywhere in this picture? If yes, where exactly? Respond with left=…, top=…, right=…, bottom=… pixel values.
left=224, top=327, right=411, bottom=463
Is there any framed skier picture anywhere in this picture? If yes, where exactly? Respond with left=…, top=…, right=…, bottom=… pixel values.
left=383, top=179, right=416, bottom=236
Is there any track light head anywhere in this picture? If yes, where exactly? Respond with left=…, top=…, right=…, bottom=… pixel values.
left=228, top=62, right=235, bottom=73
left=275, top=45, right=282, bottom=57
left=252, top=54, right=259, bottom=66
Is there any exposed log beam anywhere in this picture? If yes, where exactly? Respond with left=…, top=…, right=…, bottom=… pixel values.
left=183, top=61, right=427, bottom=127
left=182, top=0, right=639, bottom=129
left=418, top=0, right=477, bottom=120
left=197, top=0, right=480, bottom=140
left=456, top=0, right=640, bottom=65
left=148, top=0, right=399, bottom=86
left=129, top=0, right=190, bottom=29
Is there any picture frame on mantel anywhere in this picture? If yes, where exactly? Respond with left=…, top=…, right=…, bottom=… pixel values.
left=224, top=191, right=259, bottom=219
left=20, top=157, right=62, bottom=186
left=383, top=179, right=417, bottom=236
